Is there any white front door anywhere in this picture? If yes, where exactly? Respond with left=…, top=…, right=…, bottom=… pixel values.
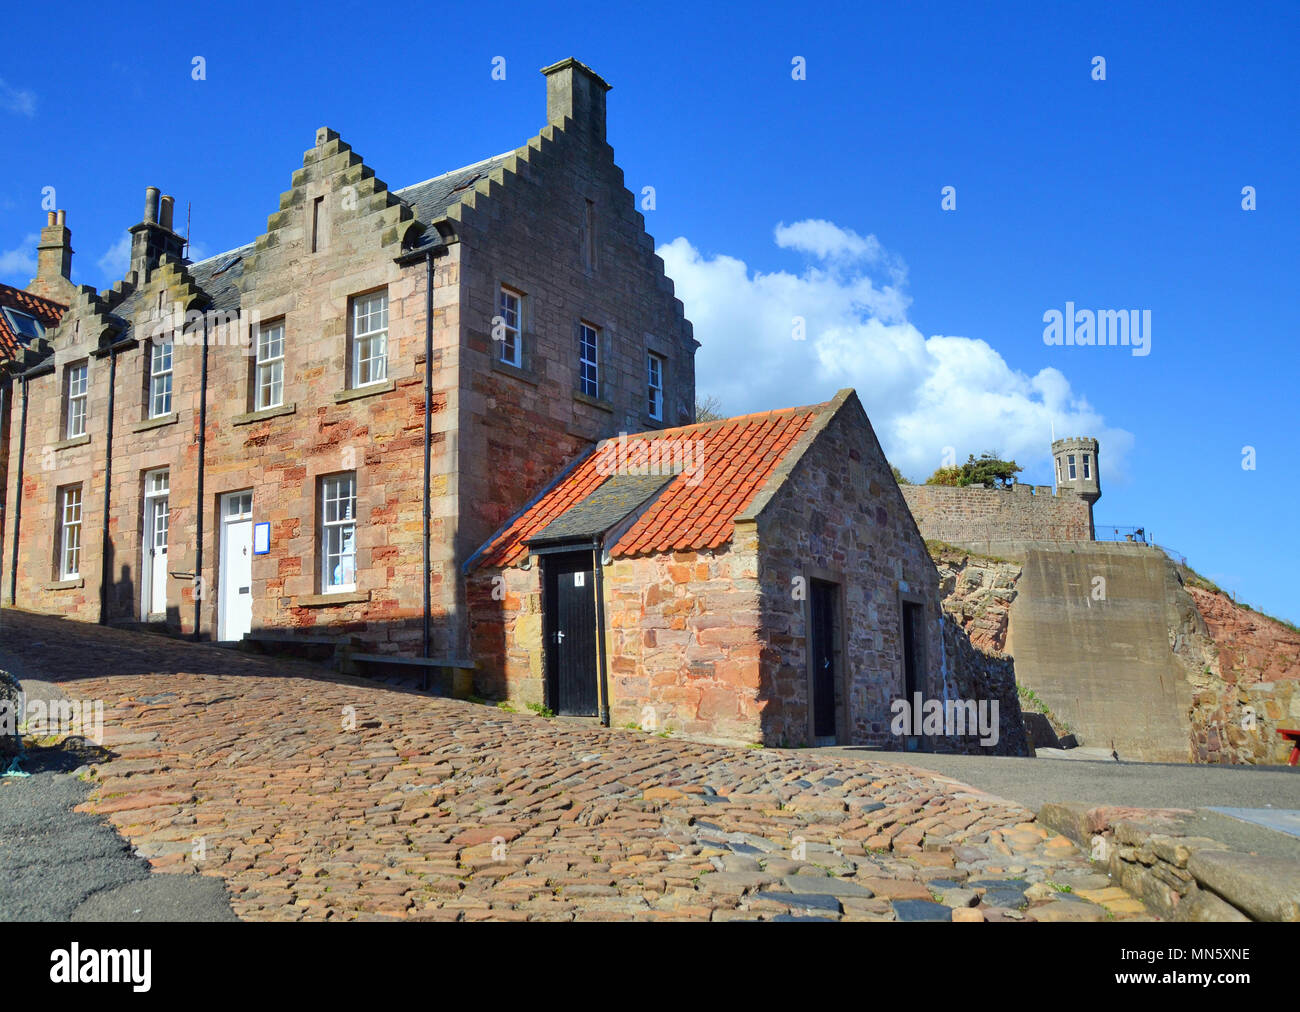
left=219, top=491, right=254, bottom=642
left=143, top=469, right=169, bottom=617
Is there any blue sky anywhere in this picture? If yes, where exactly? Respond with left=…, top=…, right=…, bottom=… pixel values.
left=1, top=1, right=1296, bottom=623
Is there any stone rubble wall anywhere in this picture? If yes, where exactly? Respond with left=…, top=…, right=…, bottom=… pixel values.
left=900, top=483, right=1092, bottom=544
left=931, top=618, right=1029, bottom=757
left=1039, top=802, right=1300, bottom=921
left=755, top=402, right=943, bottom=748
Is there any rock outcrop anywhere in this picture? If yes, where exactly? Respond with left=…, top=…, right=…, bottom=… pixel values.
left=1182, top=582, right=1300, bottom=764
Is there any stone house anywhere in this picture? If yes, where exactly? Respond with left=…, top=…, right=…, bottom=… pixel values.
left=2, top=58, right=696, bottom=659
left=0, top=275, right=68, bottom=592
left=464, top=389, right=1011, bottom=748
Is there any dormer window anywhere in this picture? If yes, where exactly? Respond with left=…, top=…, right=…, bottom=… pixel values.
left=2, top=307, right=44, bottom=343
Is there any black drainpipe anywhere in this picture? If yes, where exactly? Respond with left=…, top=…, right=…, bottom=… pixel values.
left=193, top=313, right=209, bottom=640
left=422, top=251, right=433, bottom=659
left=8, top=375, right=27, bottom=606
left=98, top=345, right=118, bottom=624
left=593, top=538, right=610, bottom=727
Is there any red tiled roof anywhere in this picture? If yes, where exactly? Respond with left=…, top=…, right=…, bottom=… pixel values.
left=0, top=282, right=65, bottom=363
left=473, top=400, right=828, bottom=569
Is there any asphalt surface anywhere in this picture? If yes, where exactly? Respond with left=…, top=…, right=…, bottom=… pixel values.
left=825, top=748, right=1300, bottom=861
left=0, top=645, right=236, bottom=922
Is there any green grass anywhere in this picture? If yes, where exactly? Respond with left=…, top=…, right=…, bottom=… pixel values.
left=924, top=539, right=1013, bottom=566
left=1181, top=563, right=1300, bottom=634
left=1017, top=685, right=1074, bottom=736
left=526, top=702, right=555, bottom=719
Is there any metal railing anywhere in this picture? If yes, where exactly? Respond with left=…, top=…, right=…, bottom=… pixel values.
left=1094, top=523, right=1151, bottom=545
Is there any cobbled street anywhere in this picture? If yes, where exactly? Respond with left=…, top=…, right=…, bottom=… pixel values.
left=1, top=612, right=1151, bottom=922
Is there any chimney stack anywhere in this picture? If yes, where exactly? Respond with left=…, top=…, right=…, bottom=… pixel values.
left=129, top=185, right=187, bottom=279
left=541, top=58, right=611, bottom=143
left=27, top=207, right=76, bottom=302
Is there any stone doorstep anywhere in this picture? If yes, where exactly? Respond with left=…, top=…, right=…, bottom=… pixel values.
left=1038, top=800, right=1299, bottom=921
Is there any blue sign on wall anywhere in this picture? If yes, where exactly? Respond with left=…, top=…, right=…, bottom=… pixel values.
left=253, top=522, right=271, bottom=555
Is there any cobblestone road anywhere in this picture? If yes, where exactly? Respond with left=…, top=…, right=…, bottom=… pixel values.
left=1, top=611, right=1151, bottom=921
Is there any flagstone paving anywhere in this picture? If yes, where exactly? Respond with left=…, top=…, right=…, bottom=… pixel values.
left=2, top=612, right=1152, bottom=921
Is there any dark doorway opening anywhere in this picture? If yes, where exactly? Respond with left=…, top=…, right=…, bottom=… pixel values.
left=543, top=550, right=598, bottom=716
left=901, top=600, right=924, bottom=750
left=810, top=579, right=839, bottom=741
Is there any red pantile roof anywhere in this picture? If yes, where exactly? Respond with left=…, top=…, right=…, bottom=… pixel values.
left=473, top=399, right=831, bottom=569
left=0, top=282, right=65, bottom=363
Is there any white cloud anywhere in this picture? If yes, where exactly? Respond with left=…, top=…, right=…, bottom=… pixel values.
left=0, top=79, right=36, bottom=117
left=659, top=222, right=1133, bottom=482
left=0, top=233, right=38, bottom=280
left=97, top=233, right=132, bottom=280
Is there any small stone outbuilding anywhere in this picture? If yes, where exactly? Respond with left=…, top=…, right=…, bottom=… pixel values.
left=467, top=388, right=1022, bottom=750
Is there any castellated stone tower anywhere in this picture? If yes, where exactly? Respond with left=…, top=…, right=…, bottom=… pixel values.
left=1053, top=437, right=1100, bottom=538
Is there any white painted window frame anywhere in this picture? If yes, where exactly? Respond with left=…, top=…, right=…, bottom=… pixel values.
left=647, top=351, right=664, bottom=421
left=498, top=287, right=523, bottom=367
left=351, top=291, right=388, bottom=388
left=255, top=320, right=285, bottom=410
left=579, top=322, right=600, bottom=399
left=149, top=339, right=173, bottom=418
left=66, top=362, right=88, bottom=439
left=321, top=473, right=357, bottom=593
left=59, top=485, right=83, bottom=579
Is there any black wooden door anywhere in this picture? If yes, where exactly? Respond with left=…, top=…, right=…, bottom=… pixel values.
left=544, top=552, right=598, bottom=716
left=810, top=580, right=837, bottom=738
left=902, top=601, right=922, bottom=701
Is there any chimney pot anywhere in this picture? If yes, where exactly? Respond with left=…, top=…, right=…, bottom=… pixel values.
left=29, top=206, right=74, bottom=299
left=144, top=186, right=160, bottom=225
left=159, top=195, right=175, bottom=231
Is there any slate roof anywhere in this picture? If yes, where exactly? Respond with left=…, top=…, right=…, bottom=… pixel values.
left=472, top=400, right=830, bottom=570
left=393, top=152, right=516, bottom=253
left=527, top=473, right=676, bottom=546
left=0, top=282, right=66, bottom=362
left=74, top=149, right=515, bottom=345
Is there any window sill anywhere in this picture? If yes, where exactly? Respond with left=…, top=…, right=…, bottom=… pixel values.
left=333, top=379, right=396, bottom=404
left=295, top=589, right=371, bottom=607
left=641, top=415, right=667, bottom=429
left=132, top=412, right=178, bottom=433
left=233, top=402, right=297, bottom=426
left=490, top=356, right=538, bottom=386
left=44, top=577, right=84, bottom=591
left=573, top=390, right=613, bottom=413
left=54, top=434, right=91, bottom=451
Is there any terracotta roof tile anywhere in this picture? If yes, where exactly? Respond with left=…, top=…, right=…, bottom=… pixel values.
left=0, top=282, right=66, bottom=363
left=472, top=400, right=827, bottom=569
